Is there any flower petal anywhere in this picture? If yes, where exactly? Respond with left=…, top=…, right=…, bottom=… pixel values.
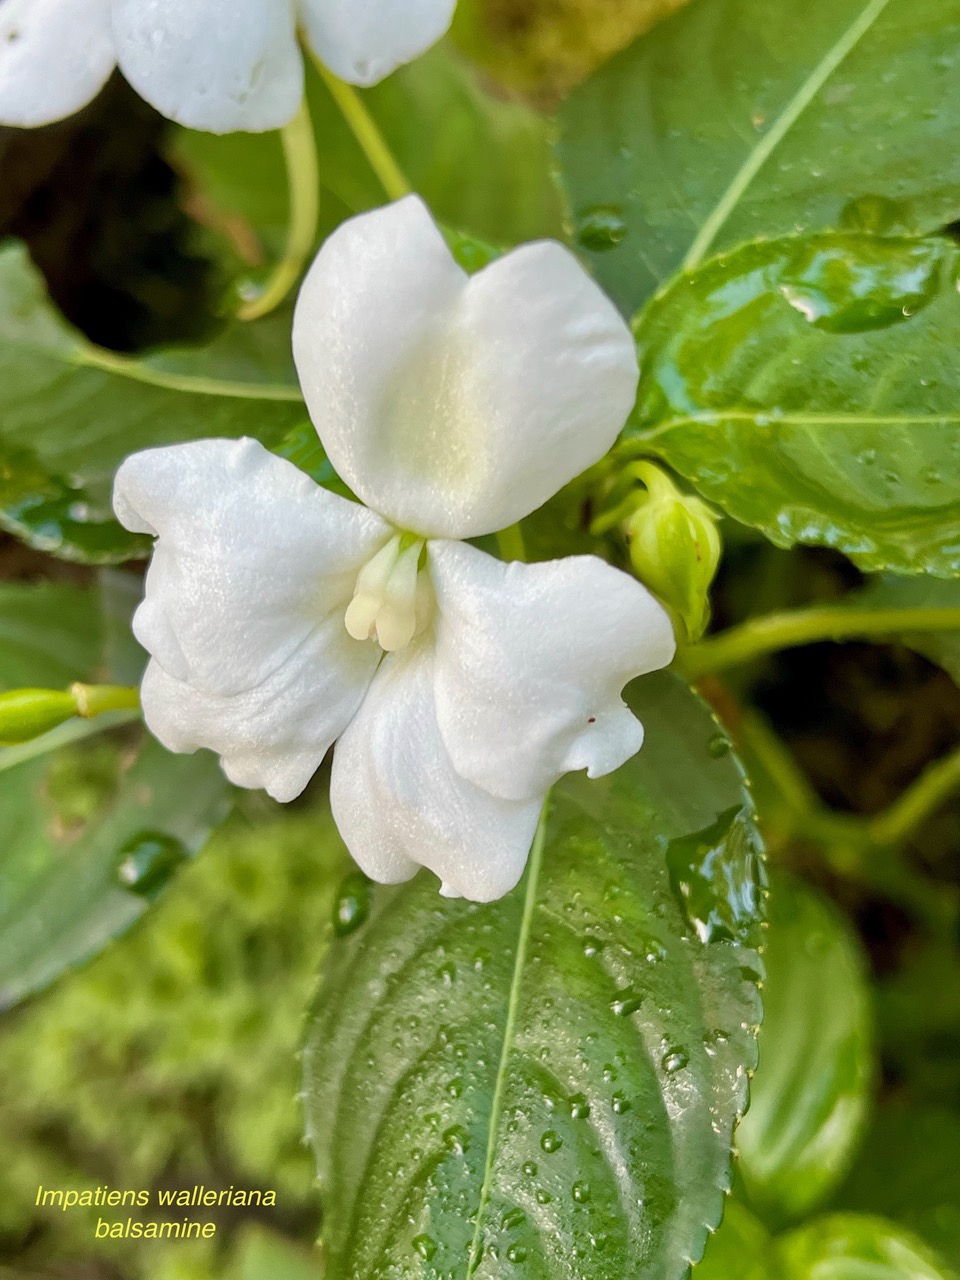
left=0, top=0, right=115, bottom=128
left=111, top=0, right=302, bottom=133
left=330, top=645, right=542, bottom=902
left=113, top=437, right=390, bottom=697
left=299, top=0, right=456, bottom=87
left=429, top=540, right=676, bottom=802
left=293, top=196, right=639, bottom=540
left=140, top=612, right=379, bottom=802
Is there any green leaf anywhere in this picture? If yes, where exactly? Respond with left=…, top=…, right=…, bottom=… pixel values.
left=736, top=877, right=873, bottom=1222
left=694, top=1201, right=776, bottom=1280
left=629, top=233, right=960, bottom=575
left=0, top=581, right=102, bottom=690
left=854, top=575, right=960, bottom=683
left=777, top=1214, right=956, bottom=1280
left=557, top=0, right=960, bottom=313
left=0, top=240, right=304, bottom=563
left=839, top=1109, right=960, bottom=1269
left=303, top=673, right=764, bottom=1279
left=0, top=578, right=230, bottom=1007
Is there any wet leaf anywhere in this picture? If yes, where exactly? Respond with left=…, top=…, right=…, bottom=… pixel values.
left=0, top=241, right=304, bottom=564
left=557, top=0, right=960, bottom=312
left=0, top=578, right=230, bottom=1007
left=736, top=877, right=874, bottom=1222
left=303, top=673, right=764, bottom=1280
left=629, top=233, right=960, bottom=576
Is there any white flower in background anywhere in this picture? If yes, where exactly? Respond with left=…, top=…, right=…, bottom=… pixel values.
left=113, top=198, right=676, bottom=902
left=0, top=0, right=457, bottom=132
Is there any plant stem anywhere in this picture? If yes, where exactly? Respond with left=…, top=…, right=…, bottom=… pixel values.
left=238, top=98, right=320, bottom=321
left=70, top=683, right=141, bottom=718
left=869, top=743, right=960, bottom=846
left=680, top=605, right=960, bottom=677
left=314, top=61, right=411, bottom=201
left=495, top=524, right=527, bottom=563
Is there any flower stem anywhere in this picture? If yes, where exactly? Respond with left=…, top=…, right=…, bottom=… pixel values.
left=679, top=604, right=960, bottom=677
left=869, top=743, right=960, bottom=846
left=495, top=524, right=527, bottom=563
left=70, top=683, right=141, bottom=718
left=314, top=61, right=411, bottom=201
left=238, top=98, right=320, bottom=321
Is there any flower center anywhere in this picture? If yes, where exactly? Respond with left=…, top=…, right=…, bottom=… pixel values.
left=344, top=534, right=431, bottom=652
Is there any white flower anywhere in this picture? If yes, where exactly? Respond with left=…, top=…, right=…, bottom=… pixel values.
left=0, top=0, right=456, bottom=132
left=113, top=197, right=676, bottom=901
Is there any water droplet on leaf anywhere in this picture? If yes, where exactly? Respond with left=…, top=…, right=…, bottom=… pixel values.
left=332, top=872, right=371, bottom=936
left=116, top=831, right=189, bottom=901
left=575, top=204, right=627, bottom=252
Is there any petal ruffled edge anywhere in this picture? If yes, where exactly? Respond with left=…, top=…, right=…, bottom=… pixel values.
left=430, top=539, right=676, bottom=802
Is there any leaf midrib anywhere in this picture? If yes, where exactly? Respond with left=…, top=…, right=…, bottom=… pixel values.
left=1, top=329, right=303, bottom=404
left=682, top=0, right=897, bottom=272
left=465, top=803, right=549, bottom=1277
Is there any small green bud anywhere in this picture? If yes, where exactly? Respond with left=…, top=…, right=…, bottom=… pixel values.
left=0, top=688, right=78, bottom=744
left=623, top=462, right=722, bottom=642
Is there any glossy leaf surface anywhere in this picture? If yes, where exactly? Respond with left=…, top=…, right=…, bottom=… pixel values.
left=0, top=242, right=304, bottom=563
left=629, top=233, right=960, bottom=575
left=736, top=877, right=873, bottom=1221
left=303, top=673, right=764, bottom=1279
left=0, top=578, right=230, bottom=1007
left=557, top=0, right=960, bottom=311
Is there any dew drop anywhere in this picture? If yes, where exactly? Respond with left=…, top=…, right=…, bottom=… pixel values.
left=540, top=1130, right=563, bottom=1153
left=442, top=1125, right=470, bottom=1154
left=506, top=1245, right=527, bottom=1264
left=575, top=204, right=628, bottom=252
left=412, top=1235, right=436, bottom=1261
left=707, top=733, right=731, bottom=758
left=115, top=831, right=189, bottom=901
left=522, top=1161, right=538, bottom=1178
left=501, top=1206, right=526, bottom=1231
left=611, top=1093, right=632, bottom=1114
left=572, top=1181, right=591, bottom=1204
left=611, top=989, right=644, bottom=1017
left=582, top=935, right=603, bottom=957
left=332, top=871, right=371, bottom=936
left=661, top=1047, right=690, bottom=1074
left=569, top=1093, right=591, bottom=1120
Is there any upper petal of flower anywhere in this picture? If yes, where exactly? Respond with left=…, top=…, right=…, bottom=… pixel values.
left=330, top=645, right=542, bottom=902
left=292, top=197, right=639, bottom=540
left=429, top=540, right=676, bottom=802
left=111, top=0, right=303, bottom=133
left=0, top=0, right=115, bottom=128
left=113, top=437, right=390, bottom=698
left=299, top=0, right=456, bottom=87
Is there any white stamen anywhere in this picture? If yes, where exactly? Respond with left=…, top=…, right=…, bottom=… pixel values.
left=344, top=534, right=429, bottom=652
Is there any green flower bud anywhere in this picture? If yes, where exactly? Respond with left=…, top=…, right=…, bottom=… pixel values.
left=0, top=683, right=140, bottom=745
left=0, top=688, right=78, bottom=745
left=623, top=462, right=722, bottom=642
